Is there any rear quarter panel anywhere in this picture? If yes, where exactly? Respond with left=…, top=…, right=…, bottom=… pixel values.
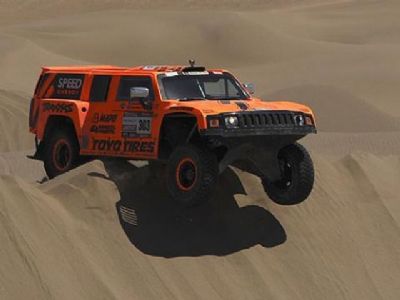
left=36, top=99, right=89, bottom=143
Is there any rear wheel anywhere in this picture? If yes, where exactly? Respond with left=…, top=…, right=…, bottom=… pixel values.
left=43, top=130, right=79, bottom=179
left=166, top=145, right=218, bottom=207
left=262, top=143, right=314, bottom=205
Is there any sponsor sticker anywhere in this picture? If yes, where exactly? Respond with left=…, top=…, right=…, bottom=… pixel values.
left=90, top=125, right=115, bottom=134
left=42, top=102, right=73, bottom=113
left=52, top=74, right=84, bottom=99
left=182, top=71, right=209, bottom=75
left=122, top=112, right=152, bottom=137
left=92, top=138, right=155, bottom=153
left=164, top=72, right=179, bottom=77
left=142, top=65, right=158, bottom=70
left=92, top=113, right=117, bottom=123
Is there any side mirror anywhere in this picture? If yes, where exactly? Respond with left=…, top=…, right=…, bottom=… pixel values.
left=243, top=83, right=255, bottom=95
left=130, top=87, right=152, bottom=109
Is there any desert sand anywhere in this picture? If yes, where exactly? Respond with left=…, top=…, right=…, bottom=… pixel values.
left=0, top=0, right=399, bottom=299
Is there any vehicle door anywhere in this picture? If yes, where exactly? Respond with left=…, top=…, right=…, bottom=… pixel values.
left=81, top=74, right=118, bottom=155
left=113, top=75, right=157, bottom=159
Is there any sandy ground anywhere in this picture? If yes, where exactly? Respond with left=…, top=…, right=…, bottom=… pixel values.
left=0, top=0, right=399, bottom=299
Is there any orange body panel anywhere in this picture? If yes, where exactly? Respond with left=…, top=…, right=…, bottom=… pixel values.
left=29, top=65, right=316, bottom=160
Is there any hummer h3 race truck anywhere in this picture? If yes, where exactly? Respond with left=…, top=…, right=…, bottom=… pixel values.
left=29, top=62, right=316, bottom=206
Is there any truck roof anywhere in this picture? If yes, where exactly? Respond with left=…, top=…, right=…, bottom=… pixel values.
left=41, top=65, right=226, bottom=74
left=42, top=65, right=126, bottom=72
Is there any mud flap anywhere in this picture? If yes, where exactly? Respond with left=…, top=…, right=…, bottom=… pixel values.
left=26, top=137, right=44, bottom=161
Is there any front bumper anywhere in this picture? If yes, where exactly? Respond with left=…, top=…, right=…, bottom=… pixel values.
left=200, top=126, right=316, bottom=137
left=202, top=110, right=316, bottom=180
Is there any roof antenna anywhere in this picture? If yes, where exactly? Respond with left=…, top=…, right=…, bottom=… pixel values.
left=189, top=59, right=195, bottom=67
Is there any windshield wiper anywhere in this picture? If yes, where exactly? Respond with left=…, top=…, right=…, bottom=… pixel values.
left=178, top=97, right=206, bottom=101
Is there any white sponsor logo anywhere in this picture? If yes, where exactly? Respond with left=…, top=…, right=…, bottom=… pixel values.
left=164, top=72, right=179, bottom=77
left=182, top=71, right=209, bottom=75
left=142, top=65, right=157, bottom=70
left=57, top=77, right=83, bottom=89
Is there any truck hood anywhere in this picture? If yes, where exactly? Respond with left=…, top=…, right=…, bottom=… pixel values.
left=168, top=98, right=314, bottom=116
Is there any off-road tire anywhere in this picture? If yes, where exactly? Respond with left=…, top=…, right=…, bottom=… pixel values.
left=43, top=129, right=80, bottom=179
left=262, top=143, right=314, bottom=205
left=166, top=144, right=218, bottom=207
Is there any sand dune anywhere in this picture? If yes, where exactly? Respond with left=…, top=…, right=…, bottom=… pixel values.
left=1, top=155, right=399, bottom=299
left=0, top=90, right=32, bottom=152
left=0, top=0, right=400, bottom=299
left=267, top=85, right=400, bottom=132
left=0, top=1, right=342, bottom=22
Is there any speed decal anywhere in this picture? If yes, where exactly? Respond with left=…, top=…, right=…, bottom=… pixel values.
left=122, top=112, right=152, bottom=138
left=52, top=74, right=84, bottom=99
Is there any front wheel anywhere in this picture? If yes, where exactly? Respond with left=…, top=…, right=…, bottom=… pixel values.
left=166, top=145, right=218, bottom=207
left=262, top=143, right=314, bottom=205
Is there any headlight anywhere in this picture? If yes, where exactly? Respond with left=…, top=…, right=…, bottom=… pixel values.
left=294, top=114, right=305, bottom=126
left=225, top=116, right=239, bottom=128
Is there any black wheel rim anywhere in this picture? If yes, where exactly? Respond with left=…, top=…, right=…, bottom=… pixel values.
left=275, top=157, right=293, bottom=190
left=177, top=159, right=197, bottom=191
left=54, top=141, right=71, bottom=170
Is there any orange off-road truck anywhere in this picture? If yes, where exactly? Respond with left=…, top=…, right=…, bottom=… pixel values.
left=29, top=63, right=316, bottom=206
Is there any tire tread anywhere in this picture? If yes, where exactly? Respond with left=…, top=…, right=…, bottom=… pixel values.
left=166, top=144, right=218, bottom=207
left=263, top=143, right=314, bottom=205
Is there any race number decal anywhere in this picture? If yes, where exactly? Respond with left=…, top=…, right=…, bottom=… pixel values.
left=122, top=112, right=152, bottom=137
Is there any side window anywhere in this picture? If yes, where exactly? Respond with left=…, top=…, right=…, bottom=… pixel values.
left=117, top=76, right=154, bottom=101
left=34, top=73, right=50, bottom=96
left=89, top=75, right=111, bottom=102
left=51, top=73, right=85, bottom=100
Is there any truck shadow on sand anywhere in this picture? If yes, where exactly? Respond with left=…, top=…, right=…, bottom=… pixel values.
left=90, top=159, right=286, bottom=258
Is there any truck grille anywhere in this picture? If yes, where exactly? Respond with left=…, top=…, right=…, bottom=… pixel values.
left=236, top=111, right=298, bottom=128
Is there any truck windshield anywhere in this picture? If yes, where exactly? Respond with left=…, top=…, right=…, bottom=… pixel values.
left=159, top=73, right=249, bottom=101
